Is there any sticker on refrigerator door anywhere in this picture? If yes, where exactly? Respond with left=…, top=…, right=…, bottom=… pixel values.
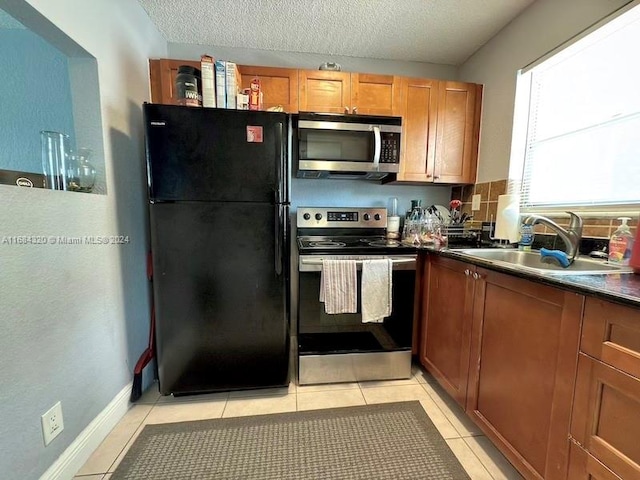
left=246, top=126, right=263, bottom=143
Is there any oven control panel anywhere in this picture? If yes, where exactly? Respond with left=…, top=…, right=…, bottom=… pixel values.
left=297, top=207, right=387, bottom=228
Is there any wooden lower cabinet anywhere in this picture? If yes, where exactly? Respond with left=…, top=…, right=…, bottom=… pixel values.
left=571, top=353, right=640, bottom=480
left=580, top=298, right=640, bottom=379
left=466, top=268, right=583, bottom=480
left=568, top=441, right=623, bottom=480
left=420, top=256, right=585, bottom=479
left=419, top=256, right=640, bottom=479
left=420, top=256, right=474, bottom=406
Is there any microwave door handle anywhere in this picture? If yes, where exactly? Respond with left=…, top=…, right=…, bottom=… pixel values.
left=372, top=126, right=381, bottom=170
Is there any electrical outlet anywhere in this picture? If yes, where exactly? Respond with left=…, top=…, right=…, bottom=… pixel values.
left=41, top=401, right=64, bottom=446
left=471, top=194, right=482, bottom=211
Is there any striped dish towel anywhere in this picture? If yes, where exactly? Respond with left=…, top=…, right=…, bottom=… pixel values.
left=319, top=259, right=357, bottom=314
left=361, top=258, right=393, bottom=323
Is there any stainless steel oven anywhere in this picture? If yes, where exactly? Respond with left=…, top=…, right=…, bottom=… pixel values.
left=296, top=207, right=417, bottom=385
left=295, top=113, right=402, bottom=180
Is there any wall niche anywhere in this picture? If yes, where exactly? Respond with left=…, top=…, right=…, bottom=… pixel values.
left=0, top=1, right=106, bottom=194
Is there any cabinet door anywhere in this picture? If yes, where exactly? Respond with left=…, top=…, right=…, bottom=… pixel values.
left=350, top=73, right=398, bottom=116
left=420, top=256, right=475, bottom=407
left=395, top=77, right=438, bottom=182
left=149, top=59, right=201, bottom=104
left=467, top=268, right=583, bottom=480
left=434, top=81, right=482, bottom=184
left=237, top=65, right=299, bottom=113
left=571, top=353, right=640, bottom=480
left=581, top=297, right=640, bottom=379
left=298, top=70, right=351, bottom=113
left=567, top=441, right=623, bottom=480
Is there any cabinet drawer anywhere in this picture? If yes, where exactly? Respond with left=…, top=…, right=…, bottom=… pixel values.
left=571, top=353, right=640, bottom=480
left=581, top=298, right=640, bottom=379
left=568, top=441, right=623, bottom=480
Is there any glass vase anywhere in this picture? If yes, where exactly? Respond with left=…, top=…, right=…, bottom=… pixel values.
left=67, top=148, right=96, bottom=193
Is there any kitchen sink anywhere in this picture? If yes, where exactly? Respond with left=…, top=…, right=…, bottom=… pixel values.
left=452, top=248, right=633, bottom=275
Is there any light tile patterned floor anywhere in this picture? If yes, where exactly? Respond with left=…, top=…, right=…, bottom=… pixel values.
left=74, top=364, right=523, bottom=480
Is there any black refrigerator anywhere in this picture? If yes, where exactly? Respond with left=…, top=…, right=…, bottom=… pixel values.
left=143, top=103, right=290, bottom=396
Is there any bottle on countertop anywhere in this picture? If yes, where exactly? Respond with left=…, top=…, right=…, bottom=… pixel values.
left=518, top=223, right=534, bottom=251
left=629, top=223, right=640, bottom=274
left=608, top=217, right=634, bottom=265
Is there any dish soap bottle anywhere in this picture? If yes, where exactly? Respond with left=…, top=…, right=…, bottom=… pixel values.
left=608, top=217, right=634, bottom=264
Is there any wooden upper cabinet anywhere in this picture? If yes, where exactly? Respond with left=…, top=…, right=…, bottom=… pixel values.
left=149, top=59, right=299, bottom=113
left=298, top=70, right=351, bottom=113
left=434, top=81, right=481, bottom=184
left=298, top=70, right=398, bottom=115
left=149, top=58, right=201, bottom=105
left=350, top=73, right=398, bottom=116
left=395, top=77, right=438, bottom=182
left=237, top=65, right=299, bottom=113
left=394, top=79, right=482, bottom=185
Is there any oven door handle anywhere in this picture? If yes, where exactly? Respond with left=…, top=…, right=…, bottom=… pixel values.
left=299, top=257, right=416, bottom=272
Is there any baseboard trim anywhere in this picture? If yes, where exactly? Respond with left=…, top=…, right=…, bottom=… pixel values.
left=40, top=382, right=132, bottom=480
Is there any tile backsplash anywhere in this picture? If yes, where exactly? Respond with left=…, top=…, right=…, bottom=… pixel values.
left=451, top=179, right=637, bottom=239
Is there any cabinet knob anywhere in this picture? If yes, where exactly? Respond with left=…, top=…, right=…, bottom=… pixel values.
left=434, top=175, right=441, bottom=180
left=344, top=106, right=350, bottom=114
left=473, top=272, right=481, bottom=280
left=352, top=106, right=358, bottom=114
left=426, top=174, right=432, bottom=178
left=464, top=269, right=471, bottom=276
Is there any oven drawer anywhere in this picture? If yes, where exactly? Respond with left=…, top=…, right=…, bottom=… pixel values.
left=299, top=255, right=416, bottom=272
left=299, top=351, right=412, bottom=385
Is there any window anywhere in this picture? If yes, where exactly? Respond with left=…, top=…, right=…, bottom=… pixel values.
left=514, top=3, right=640, bottom=213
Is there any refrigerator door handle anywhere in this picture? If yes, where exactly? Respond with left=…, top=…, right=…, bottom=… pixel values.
left=275, top=122, right=284, bottom=204
left=274, top=204, right=284, bottom=276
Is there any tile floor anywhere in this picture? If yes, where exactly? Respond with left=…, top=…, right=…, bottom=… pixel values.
left=74, top=364, right=523, bottom=479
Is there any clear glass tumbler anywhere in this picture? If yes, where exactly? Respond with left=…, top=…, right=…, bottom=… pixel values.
left=41, top=131, right=70, bottom=190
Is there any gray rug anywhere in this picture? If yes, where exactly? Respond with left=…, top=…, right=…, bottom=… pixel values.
left=111, top=401, right=470, bottom=479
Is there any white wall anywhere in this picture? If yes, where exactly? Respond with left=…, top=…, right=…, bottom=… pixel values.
left=459, top=0, right=632, bottom=183
left=0, top=1, right=166, bottom=478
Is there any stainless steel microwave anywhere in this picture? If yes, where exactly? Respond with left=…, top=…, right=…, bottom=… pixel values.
left=295, top=113, right=402, bottom=181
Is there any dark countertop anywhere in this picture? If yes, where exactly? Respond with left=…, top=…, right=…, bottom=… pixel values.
left=421, top=248, right=640, bottom=309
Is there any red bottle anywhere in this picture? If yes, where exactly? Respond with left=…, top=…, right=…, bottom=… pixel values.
left=630, top=227, right=640, bottom=274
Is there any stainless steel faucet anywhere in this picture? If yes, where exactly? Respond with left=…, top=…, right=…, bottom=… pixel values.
left=522, top=212, right=583, bottom=263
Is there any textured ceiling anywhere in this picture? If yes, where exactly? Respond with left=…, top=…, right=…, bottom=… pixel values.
left=136, top=0, right=535, bottom=66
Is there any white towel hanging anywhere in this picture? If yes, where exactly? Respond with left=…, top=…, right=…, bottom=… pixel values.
left=361, top=259, right=392, bottom=323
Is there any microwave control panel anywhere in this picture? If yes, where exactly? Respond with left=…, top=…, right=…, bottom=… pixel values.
left=380, top=133, right=400, bottom=163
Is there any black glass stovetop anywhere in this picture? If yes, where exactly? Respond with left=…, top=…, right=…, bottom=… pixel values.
left=297, top=235, right=417, bottom=255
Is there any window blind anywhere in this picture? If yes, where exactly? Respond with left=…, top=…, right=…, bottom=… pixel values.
left=519, top=4, right=640, bottom=211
